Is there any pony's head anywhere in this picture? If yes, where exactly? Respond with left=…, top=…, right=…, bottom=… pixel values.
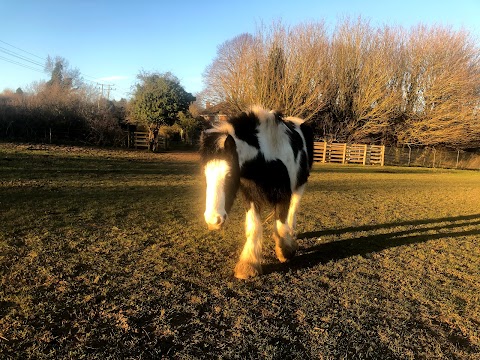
left=200, top=131, right=240, bottom=230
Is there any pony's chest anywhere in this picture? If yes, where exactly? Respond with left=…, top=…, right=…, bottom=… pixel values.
left=239, top=156, right=292, bottom=203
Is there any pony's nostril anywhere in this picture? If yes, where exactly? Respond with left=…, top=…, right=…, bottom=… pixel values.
left=215, top=216, right=224, bottom=225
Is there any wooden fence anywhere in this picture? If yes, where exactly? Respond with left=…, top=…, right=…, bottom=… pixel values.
left=313, top=142, right=385, bottom=166
left=127, top=131, right=166, bottom=150
left=132, top=131, right=149, bottom=149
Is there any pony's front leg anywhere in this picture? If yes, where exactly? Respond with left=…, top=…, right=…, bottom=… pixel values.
left=273, top=187, right=304, bottom=262
left=234, top=202, right=263, bottom=279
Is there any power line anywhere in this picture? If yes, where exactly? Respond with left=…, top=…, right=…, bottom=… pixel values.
left=0, top=39, right=129, bottom=98
left=115, top=86, right=131, bottom=94
left=0, top=39, right=46, bottom=61
left=82, top=73, right=102, bottom=82
left=0, top=39, right=47, bottom=76
left=0, top=55, right=44, bottom=73
left=0, top=47, right=44, bottom=68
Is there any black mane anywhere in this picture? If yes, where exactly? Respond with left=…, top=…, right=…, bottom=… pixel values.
left=199, top=131, right=227, bottom=165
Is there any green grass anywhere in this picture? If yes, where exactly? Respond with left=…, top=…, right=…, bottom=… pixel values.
left=1, top=143, right=479, bottom=359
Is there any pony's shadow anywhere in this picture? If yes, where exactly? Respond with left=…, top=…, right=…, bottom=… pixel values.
left=263, top=213, right=480, bottom=274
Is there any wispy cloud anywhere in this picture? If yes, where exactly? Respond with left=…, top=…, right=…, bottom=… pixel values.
left=95, top=75, right=129, bottom=82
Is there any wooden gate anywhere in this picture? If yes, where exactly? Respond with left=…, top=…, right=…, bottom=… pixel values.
left=133, top=131, right=149, bottom=149
left=313, top=142, right=384, bottom=166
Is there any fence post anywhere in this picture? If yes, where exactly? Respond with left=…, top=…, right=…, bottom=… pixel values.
left=322, top=142, right=327, bottom=163
left=363, top=144, right=367, bottom=165
left=380, top=145, right=385, bottom=166
left=407, top=144, right=411, bottom=167
left=342, top=143, right=347, bottom=164
left=456, top=150, right=460, bottom=169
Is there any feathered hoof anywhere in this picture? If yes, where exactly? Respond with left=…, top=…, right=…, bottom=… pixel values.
left=234, top=261, right=262, bottom=279
left=275, top=240, right=298, bottom=263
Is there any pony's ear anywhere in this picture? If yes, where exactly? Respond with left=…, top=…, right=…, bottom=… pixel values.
left=224, top=134, right=237, bottom=154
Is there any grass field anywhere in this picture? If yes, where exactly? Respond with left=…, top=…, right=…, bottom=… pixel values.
left=1, top=143, right=479, bottom=359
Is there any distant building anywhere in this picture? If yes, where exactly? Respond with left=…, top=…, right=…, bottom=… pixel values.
left=200, top=102, right=233, bottom=123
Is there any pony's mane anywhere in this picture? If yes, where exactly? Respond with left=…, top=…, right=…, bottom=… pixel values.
left=205, top=106, right=281, bottom=136
left=200, top=130, right=228, bottom=161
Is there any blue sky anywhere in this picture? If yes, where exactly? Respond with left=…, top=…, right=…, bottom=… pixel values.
left=1, top=0, right=479, bottom=100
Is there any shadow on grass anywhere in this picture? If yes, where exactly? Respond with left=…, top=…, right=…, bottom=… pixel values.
left=312, top=164, right=445, bottom=175
left=1, top=156, right=198, bottom=177
left=263, top=213, right=480, bottom=274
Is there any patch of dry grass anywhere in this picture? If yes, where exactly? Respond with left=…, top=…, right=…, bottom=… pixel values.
left=1, top=143, right=479, bottom=359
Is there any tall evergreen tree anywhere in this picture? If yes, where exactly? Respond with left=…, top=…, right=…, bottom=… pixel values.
left=129, top=71, right=195, bottom=128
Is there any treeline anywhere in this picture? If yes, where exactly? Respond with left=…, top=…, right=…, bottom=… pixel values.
left=0, top=59, right=202, bottom=147
left=203, top=18, right=480, bottom=149
left=0, top=56, right=127, bottom=146
left=2, top=19, right=479, bottom=150
left=0, top=84, right=127, bottom=146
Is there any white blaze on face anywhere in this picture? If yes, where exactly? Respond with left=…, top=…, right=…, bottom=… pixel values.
left=204, top=159, right=230, bottom=229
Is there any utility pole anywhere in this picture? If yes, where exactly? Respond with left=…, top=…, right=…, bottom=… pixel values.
left=105, top=83, right=115, bottom=100
left=96, top=83, right=116, bottom=100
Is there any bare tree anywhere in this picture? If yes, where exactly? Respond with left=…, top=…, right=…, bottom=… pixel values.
left=203, top=33, right=257, bottom=113
left=397, top=25, right=480, bottom=148
left=203, top=22, right=331, bottom=120
left=350, top=25, right=405, bottom=142
left=325, top=18, right=403, bottom=142
left=203, top=19, right=480, bottom=149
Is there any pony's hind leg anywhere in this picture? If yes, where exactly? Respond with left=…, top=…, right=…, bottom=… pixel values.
left=273, top=197, right=298, bottom=263
left=234, top=202, right=263, bottom=279
left=287, top=185, right=305, bottom=236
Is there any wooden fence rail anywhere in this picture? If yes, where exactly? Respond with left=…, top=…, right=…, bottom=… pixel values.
left=314, top=142, right=384, bottom=166
left=127, top=131, right=167, bottom=150
left=132, top=131, right=149, bottom=149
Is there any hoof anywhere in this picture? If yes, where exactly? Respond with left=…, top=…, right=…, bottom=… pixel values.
left=234, top=261, right=262, bottom=279
left=275, top=238, right=298, bottom=263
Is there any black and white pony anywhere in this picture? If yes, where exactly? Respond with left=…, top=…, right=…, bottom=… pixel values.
left=200, top=106, right=314, bottom=279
